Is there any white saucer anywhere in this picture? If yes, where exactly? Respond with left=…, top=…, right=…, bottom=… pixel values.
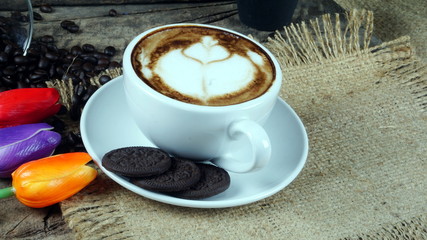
left=80, top=76, right=308, bottom=208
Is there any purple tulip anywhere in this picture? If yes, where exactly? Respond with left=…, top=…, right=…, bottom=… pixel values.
left=0, top=123, right=61, bottom=178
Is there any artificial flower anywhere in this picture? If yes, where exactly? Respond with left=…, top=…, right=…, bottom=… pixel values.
left=0, top=88, right=61, bottom=128
left=0, top=123, right=61, bottom=178
left=0, top=152, right=97, bottom=208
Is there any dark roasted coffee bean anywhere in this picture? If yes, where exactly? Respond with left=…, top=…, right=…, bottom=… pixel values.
left=83, top=55, right=97, bottom=64
left=60, top=20, right=74, bottom=29
left=29, top=73, right=44, bottom=82
left=99, top=75, right=111, bottom=85
left=93, top=52, right=108, bottom=59
left=58, top=48, right=69, bottom=56
left=40, top=4, right=53, bottom=13
left=94, top=64, right=107, bottom=73
left=82, top=62, right=94, bottom=72
left=82, top=44, right=95, bottom=53
left=81, top=84, right=97, bottom=103
left=13, top=55, right=28, bottom=65
left=74, top=84, right=86, bottom=97
left=45, top=51, right=59, bottom=61
left=38, top=57, right=50, bottom=69
left=97, top=57, right=109, bottom=66
left=67, top=24, right=79, bottom=33
left=33, top=12, right=43, bottom=20
left=46, top=44, right=58, bottom=53
left=109, top=61, right=121, bottom=69
left=40, top=35, right=54, bottom=44
left=108, top=9, right=118, bottom=17
left=104, top=46, right=116, bottom=56
left=70, top=46, right=82, bottom=56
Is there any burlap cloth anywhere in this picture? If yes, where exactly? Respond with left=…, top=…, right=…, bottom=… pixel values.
left=59, top=10, right=427, bottom=239
left=332, top=0, right=427, bottom=63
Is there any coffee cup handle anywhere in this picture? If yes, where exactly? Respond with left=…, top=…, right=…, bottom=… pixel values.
left=212, top=119, right=271, bottom=173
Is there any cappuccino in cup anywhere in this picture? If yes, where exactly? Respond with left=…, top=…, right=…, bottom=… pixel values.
left=131, top=25, right=275, bottom=106
left=123, top=24, right=282, bottom=173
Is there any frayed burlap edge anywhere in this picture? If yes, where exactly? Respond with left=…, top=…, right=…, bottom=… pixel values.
left=266, top=9, right=427, bottom=113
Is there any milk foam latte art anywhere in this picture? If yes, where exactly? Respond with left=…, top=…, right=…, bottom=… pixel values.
left=131, top=26, right=275, bottom=106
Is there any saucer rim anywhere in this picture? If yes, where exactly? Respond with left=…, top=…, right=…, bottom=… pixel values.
left=80, top=76, right=308, bottom=208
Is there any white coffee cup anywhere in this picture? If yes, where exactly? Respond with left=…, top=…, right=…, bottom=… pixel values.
left=123, top=23, right=282, bottom=173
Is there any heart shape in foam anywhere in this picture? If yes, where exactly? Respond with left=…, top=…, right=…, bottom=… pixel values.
left=153, top=36, right=258, bottom=102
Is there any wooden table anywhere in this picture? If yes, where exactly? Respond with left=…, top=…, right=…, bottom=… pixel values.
left=0, top=1, right=345, bottom=239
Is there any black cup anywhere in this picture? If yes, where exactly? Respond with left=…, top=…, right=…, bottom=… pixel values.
left=237, top=0, right=298, bottom=31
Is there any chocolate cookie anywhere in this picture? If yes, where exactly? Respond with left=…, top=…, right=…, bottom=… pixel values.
left=171, top=163, right=230, bottom=200
left=102, top=146, right=172, bottom=177
left=130, top=158, right=201, bottom=192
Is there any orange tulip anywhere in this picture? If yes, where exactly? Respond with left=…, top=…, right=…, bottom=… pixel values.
left=0, top=152, right=97, bottom=208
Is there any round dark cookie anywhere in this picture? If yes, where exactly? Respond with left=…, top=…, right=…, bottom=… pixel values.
left=102, top=146, right=172, bottom=177
left=171, top=163, right=230, bottom=200
left=130, top=158, right=201, bottom=192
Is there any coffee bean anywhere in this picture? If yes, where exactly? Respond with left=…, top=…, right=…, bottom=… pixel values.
left=40, top=35, right=54, bottom=44
left=82, top=62, right=94, bottom=72
left=70, top=46, right=82, bottom=56
left=109, top=9, right=118, bottom=17
left=33, top=12, right=43, bottom=21
left=99, top=75, right=111, bottom=85
left=13, top=55, right=28, bottom=64
left=74, top=84, right=86, bottom=97
left=60, top=20, right=74, bottom=29
left=97, top=57, right=110, bottom=66
left=67, top=24, right=79, bottom=33
left=94, top=64, right=108, bottom=73
left=104, top=46, right=116, bottom=56
left=93, top=52, right=108, bottom=60
left=82, top=44, right=95, bottom=53
left=109, top=61, right=121, bottom=69
left=45, top=51, right=59, bottom=61
left=40, top=4, right=53, bottom=13
left=38, top=57, right=50, bottom=69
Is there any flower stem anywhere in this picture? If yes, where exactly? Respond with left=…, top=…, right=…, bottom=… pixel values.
left=0, top=187, right=14, bottom=199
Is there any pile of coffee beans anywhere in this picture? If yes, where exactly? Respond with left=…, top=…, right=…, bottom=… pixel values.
left=1, top=7, right=122, bottom=153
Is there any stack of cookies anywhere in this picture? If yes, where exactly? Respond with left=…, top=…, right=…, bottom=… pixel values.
left=102, top=147, right=230, bottom=199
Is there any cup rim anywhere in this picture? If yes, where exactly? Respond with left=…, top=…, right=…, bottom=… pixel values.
left=123, top=23, right=282, bottom=112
